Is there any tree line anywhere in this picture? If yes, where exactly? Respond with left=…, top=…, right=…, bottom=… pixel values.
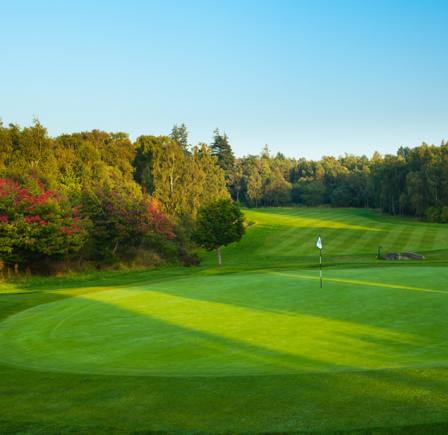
left=227, top=143, right=448, bottom=220
left=1, top=115, right=446, bottom=273
left=2, top=118, right=447, bottom=222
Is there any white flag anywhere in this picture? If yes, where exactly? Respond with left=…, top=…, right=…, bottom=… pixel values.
left=316, top=235, right=322, bottom=250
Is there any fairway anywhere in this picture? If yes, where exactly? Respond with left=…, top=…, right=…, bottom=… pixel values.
left=1, top=208, right=448, bottom=434
left=220, top=208, right=448, bottom=263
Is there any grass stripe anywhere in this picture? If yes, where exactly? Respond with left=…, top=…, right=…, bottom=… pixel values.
left=268, top=272, right=448, bottom=294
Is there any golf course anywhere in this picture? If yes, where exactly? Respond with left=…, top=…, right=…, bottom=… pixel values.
left=1, top=208, right=448, bottom=434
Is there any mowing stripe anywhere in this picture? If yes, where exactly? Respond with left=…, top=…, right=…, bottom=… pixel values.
left=266, top=272, right=448, bottom=294
left=402, top=225, right=422, bottom=252
left=383, top=225, right=411, bottom=251
left=418, top=227, right=437, bottom=251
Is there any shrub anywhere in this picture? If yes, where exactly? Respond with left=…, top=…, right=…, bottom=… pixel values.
left=0, top=175, right=89, bottom=265
left=424, top=206, right=441, bottom=223
left=177, top=249, right=202, bottom=267
left=440, top=206, right=448, bottom=223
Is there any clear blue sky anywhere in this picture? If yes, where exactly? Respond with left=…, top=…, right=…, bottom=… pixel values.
left=1, top=0, right=447, bottom=160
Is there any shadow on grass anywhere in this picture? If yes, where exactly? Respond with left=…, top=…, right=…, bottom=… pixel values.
left=1, top=270, right=448, bottom=433
left=2, top=279, right=446, bottom=378
left=1, top=366, right=448, bottom=434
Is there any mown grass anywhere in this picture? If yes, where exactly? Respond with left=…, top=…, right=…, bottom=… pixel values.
left=1, top=208, right=448, bottom=434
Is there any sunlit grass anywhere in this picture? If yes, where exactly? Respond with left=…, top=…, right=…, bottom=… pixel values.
left=1, top=268, right=447, bottom=378
left=209, top=208, right=448, bottom=260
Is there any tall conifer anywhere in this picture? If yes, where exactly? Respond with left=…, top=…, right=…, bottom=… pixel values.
left=210, top=128, right=235, bottom=171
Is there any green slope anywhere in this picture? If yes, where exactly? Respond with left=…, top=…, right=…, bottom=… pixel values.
left=208, top=208, right=448, bottom=264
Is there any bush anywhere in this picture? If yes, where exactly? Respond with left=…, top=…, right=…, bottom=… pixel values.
left=177, top=248, right=202, bottom=267
left=424, top=206, right=441, bottom=223
left=0, top=175, right=90, bottom=265
left=440, top=206, right=448, bottom=223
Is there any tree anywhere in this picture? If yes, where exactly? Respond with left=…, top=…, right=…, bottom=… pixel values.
left=53, top=130, right=138, bottom=193
left=0, top=174, right=89, bottom=269
left=331, top=185, right=352, bottom=207
left=210, top=128, right=235, bottom=171
left=227, top=165, right=244, bottom=201
left=81, top=174, right=174, bottom=257
left=407, top=171, right=426, bottom=219
left=151, top=137, right=191, bottom=216
left=302, top=181, right=325, bottom=206
left=0, top=118, right=11, bottom=176
left=152, top=139, right=228, bottom=218
left=246, top=167, right=262, bottom=207
left=440, top=206, right=448, bottom=223
left=170, top=123, right=190, bottom=154
left=397, top=146, right=411, bottom=159
left=4, top=118, right=58, bottom=188
left=424, top=206, right=440, bottom=223
left=192, top=199, right=245, bottom=266
left=132, top=135, right=164, bottom=193
left=260, top=145, right=272, bottom=160
left=263, top=168, right=291, bottom=205
left=193, top=143, right=229, bottom=206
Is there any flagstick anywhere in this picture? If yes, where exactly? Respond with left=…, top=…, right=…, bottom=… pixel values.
left=320, top=248, right=322, bottom=288
left=316, top=235, right=322, bottom=288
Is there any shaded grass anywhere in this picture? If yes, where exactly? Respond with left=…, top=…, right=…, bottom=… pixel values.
left=1, top=364, right=448, bottom=434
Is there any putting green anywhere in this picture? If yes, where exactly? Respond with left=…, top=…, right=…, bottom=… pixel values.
left=1, top=267, right=447, bottom=376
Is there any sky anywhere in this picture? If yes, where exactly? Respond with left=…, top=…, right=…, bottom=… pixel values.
left=1, top=0, right=447, bottom=160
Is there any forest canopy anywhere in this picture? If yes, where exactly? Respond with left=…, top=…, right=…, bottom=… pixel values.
left=1, top=118, right=446, bottom=221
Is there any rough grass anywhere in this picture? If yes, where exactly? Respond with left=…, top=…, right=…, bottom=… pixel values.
left=1, top=208, right=448, bottom=434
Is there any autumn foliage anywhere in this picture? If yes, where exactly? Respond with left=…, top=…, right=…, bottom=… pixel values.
left=0, top=175, right=89, bottom=264
left=81, top=178, right=175, bottom=257
left=0, top=174, right=175, bottom=267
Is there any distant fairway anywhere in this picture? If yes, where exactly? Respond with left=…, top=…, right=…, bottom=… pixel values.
left=218, top=208, right=448, bottom=262
left=1, top=208, right=448, bottom=434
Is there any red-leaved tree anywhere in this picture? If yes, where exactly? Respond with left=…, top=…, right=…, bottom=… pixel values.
left=0, top=175, right=90, bottom=266
left=81, top=176, right=174, bottom=256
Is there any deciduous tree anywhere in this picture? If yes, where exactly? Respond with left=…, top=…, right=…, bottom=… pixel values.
left=192, top=199, right=245, bottom=266
left=0, top=175, right=89, bottom=268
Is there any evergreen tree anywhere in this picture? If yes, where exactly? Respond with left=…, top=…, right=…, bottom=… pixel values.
left=210, top=128, right=235, bottom=171
left=170, top=123, right=190, bottom=154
